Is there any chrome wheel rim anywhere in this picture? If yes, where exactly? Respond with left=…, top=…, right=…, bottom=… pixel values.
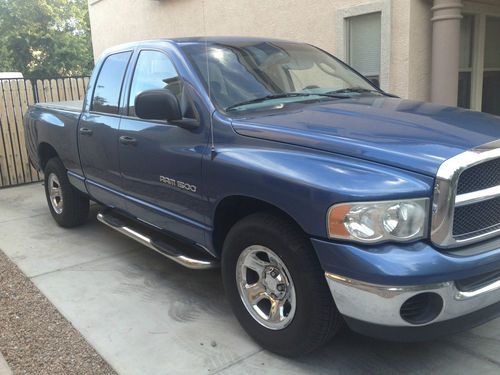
left=48, top=173, right=63, bottom=214
left=236, top=245, right=296, bottom=330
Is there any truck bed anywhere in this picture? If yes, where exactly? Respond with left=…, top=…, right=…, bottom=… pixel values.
left=35, top=100, right=83, bottom=113
left=25, top=100, right=83, bottom=173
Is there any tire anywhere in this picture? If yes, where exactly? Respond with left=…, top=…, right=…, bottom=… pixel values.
left=222, top=212, right=343, bottom=357
left=44, top=157, right=89, bottom=227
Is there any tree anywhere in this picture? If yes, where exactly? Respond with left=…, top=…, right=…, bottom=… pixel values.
left=0, top=0, right=93, bottom=78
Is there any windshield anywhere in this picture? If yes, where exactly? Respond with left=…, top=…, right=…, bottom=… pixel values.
left=181, top=41, right=382, bottom=112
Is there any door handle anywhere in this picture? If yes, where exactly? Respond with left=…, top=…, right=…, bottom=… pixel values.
left=119, top=135, right=138, bottom=146
left=79, top=127, right=93, bottom=136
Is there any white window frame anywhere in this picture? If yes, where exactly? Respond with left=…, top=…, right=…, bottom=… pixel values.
left=336, top=1, right=391, bottom=91
left=463, top=1, right=500, bottom=111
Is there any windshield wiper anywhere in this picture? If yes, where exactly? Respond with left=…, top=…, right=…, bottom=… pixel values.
left=225, top=92, right=344, bottom=111
left=225, top=93, right=313, bottom=111
left=326, top=87, right=382, bottom=95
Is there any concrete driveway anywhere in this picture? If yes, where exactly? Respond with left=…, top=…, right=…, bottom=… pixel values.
left=1, top=183, right=500, bottom=374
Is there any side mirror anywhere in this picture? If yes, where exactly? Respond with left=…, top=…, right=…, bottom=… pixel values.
left=135, top=89, right=182, bottom=121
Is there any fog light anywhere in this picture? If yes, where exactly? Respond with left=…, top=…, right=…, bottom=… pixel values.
left=400, top=293, right=443, bottom=325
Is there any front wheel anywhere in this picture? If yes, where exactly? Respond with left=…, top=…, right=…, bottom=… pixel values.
left=222, top=212, right=343, bottom=357
left=44, top=157, right=89, bottom=227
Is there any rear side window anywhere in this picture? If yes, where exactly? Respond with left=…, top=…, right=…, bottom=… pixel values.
left=91, top=51, right=132, bottom=114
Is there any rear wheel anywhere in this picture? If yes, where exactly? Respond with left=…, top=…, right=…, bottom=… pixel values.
left=44, top=158, right=89, bottom=227
left=222, top=212, right=343, bottom=357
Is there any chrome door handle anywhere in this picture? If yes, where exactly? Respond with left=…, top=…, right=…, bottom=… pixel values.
left=119, top=136, right=138, bottom=146
left=79, top=127, right=93, bottom=136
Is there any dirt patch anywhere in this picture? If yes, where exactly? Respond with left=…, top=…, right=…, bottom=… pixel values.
left=0, top=249, right=116, bottom=375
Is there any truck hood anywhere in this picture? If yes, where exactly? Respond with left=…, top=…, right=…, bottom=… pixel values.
left=231, top=97, right=500, bottom=176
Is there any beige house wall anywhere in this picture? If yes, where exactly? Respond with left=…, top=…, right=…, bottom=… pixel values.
left=88, top=0, right=418, bottom=98
left=87, top=0, right=498, bottom=102
left=408, top=0, right=433, bottom=102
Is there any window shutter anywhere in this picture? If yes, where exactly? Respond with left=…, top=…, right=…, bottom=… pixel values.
left=484, top=16, right=500, bottom=69
left=347, top=12, right=381, bottom=78
left=459, top=15, right=474, bottom=70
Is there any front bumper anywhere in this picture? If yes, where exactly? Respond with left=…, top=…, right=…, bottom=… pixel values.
left=325, top=272, right=500, bottom=338
left=312, top=237, right=500, bottom=340
left=344, top=301, right=500, bottom=342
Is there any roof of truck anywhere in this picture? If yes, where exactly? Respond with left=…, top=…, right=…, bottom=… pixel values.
left=167, top=36, right=298, bottom=45
left=104, top=36, right=300, bottom=54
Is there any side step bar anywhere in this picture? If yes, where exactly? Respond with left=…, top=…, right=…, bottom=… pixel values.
left=97, top=211, right=219, bottom=270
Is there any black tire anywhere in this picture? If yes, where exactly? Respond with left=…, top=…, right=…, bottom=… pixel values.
left=44, top=157, right=89, bottom=227
left=222, top=212, right=343, bottom=357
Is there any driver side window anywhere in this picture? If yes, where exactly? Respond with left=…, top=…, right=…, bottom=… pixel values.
left=128, top=50, right=183, bottom=117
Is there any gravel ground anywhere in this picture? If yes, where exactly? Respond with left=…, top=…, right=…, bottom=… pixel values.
left=0, top=249, right=116, bottom=375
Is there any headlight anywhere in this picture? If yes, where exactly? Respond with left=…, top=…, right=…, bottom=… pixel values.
left=327, top=198, right=429, bottom=243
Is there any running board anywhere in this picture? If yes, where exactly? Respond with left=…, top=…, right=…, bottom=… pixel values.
left=97, top=211, right=219, bottom=270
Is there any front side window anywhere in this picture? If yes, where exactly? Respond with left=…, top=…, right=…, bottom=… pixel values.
left=91, top=51, right=132, bottom=114
left=128, top=50, right=182, bottom=117
left=182, top=41, right=380, bottom=113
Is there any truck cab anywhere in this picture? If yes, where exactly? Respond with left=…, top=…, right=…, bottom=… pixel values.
left=25, top=37, right=500, bottom=357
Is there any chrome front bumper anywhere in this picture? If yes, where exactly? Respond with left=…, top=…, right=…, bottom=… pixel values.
left=325, top=272, right=500, bottom=327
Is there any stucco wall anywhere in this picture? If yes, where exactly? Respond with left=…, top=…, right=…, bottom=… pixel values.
left=88, top=0, right=420, bottom=98
left=390, top=0, right=412, bottom=98
left=409, top=0, right=433, bottom=102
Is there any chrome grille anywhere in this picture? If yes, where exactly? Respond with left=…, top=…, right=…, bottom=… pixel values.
left=431, top=140, right=500, bottom=248
left=453, top=196, right=500, bottom=238
left=457, top=158, right=500, bottom=194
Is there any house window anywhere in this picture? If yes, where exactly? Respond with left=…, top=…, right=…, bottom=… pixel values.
left=482, top=16, right=500, bottom=115
left=458, top=4, right=500, bottom=116
left=347, top=12, right=382, bottom=87
left=337, top=1, right=390, bottom=90
left=458, top=15, right=474, bottom=109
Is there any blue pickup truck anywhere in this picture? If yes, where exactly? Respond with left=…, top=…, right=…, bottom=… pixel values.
left=25, top=37, right=500, bottom=356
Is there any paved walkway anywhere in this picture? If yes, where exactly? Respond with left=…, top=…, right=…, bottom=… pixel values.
left=0, top=352, right=12, bottom=375
left=0, top=248, right=115, bottom=375
left=1, top=183, right=500, bottom=374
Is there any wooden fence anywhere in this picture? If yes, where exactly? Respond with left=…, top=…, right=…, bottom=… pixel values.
left=0, top=77, right=90, bottom=188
